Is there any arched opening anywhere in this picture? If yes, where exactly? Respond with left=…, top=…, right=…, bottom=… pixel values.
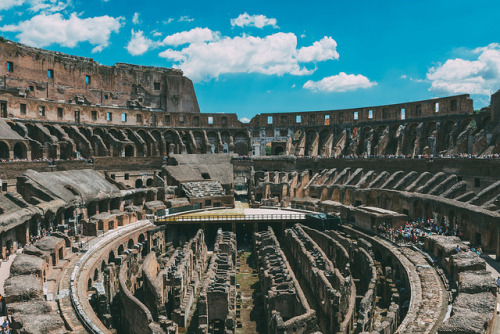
left=101, top=261, right=106, bottom=272
left=146, top=191, right=155, bottom=201
left=274, top=146, right=284, bottom=155
left=234, top=142, right=248, bottom=156
left=124, top=145, right=134, bottom=157
left=138, top=234, right=145, bottom=244
left=13, top=142, right=27, bottom=159
left=109, top=251, right=115, bottom=263
left=93, top=268, right=99, bottom=281
left=118, top=245, right=124, bottom=255
left=128, top=239, right=134, bottom=249
left=146, top=178, right=153, bottom=187
left=135, top=179, right=144, bottom=188
left=87, top=278, right=93, bottom=289
left=0, top=141, right=9, bottom=159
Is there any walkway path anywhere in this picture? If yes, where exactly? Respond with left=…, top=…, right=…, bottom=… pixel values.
left=0, top=252, right=17, bottom=295
left=235, top=252, right=264, bottom=334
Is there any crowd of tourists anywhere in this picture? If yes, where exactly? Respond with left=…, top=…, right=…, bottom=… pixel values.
left=29, top=228, right=52, bottom=245
left=297, top=153, right=500, bottom=160
left=377, top=218, right=463, bottom=245
left=0, top=156, right=94, bottom=164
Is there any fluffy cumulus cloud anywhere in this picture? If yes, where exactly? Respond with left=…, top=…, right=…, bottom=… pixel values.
left=126, top=29, right=154, bottom=56
left=296, top=37, right=339, bottom=62
left=159, top=32, right=340, bottom=82
left=231, top=13, right=278, bottom=29
left=239, top=117, right=250, bottom=123
left=303, top=72, right=377, bottom=92
left=426, top=43, right=500, bottom=96
left=161, top=27, right=218, bottom=46
left=0, top=12, right=123, bottom=52
left=0, top=0, right=70, bottom=12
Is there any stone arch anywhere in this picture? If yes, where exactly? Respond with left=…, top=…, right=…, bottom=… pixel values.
left=128, top=239, right=134, bottom=249
left=437, top=120, right=457, bottom=153
left=219, top=131, right=230, bottom=153
left=108, top=128, right=123, bottom=141
left=150, top=130, right=163, bottom=156
left=13, top=142, right=28, bottom=159
left=138, top=233, right=145, bottom=244
left=181, top=134, right=193, bottom=154
left=419, top=121, right=437, bottom=155
left=0, top=141, right=10, bottom=159
left=234, top=142, right=248, bottom=156
left=318, top=129, right=332, bottom=156
left=146, top=190, right=155, bottom=201
left=124, top=144, right=135, bottom=157
left=385, top=124, right=402, bottom=156
left=402, top=123, right=419, bottom=157
left=206, top=131, right=219, bottom=153
left=138, top=129, right=156, bottom=156
left=109, top=250, right=115, bottom=263
left=305, top=130, right=319, bottom=156
left=93, top=268, right=99, bottom=281
left=192, top=130, right=206, bottom=154
left=92, top=127, right=109, bottom=156
left=135, top=179, right=144, bottom=188
left=118, top=244, right=124, bottom=255
left=274, top=146, right=284, bottom=155
left=164, top=130, right=178, bottom=155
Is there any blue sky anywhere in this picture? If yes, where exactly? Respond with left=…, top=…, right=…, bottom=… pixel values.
left=0, top=0, right=499, bottom=121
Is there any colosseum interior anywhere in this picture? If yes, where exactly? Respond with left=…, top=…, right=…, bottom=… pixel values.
left=0, top=37, right=500, bottom=334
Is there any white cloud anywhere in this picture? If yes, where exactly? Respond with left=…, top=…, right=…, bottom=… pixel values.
left=132, top=12, right=139, bottom=25
left=178, top=16, right=194, bottom=22
left=303, top=72, right=377, bottom=92
left=0, top=0, right=70, bottom=12
left=231, top=12, right=278, bottom=29
left=296, top=36, right=339, bottom=62
left=292, top=84, right=296, bottom=88
left=161, top=27, right=218, bottom=46
left=239, top=117, right=250, bottom=123
left=159, top=32, right=339, bottom=82
left=152, top=31, right=162, bottom=37
left=159, top=49, right=185, bottom=62
left=162, top=18, right=174, bottom=24
left=0, top=12, right=123, bottom=52
left=400, top=74, right=407, bottom=79
left=126, top=29, right=154, bottom=56
left=0, top=0, right=24, bottom=11
left=427, top=43, right=500, bottom=96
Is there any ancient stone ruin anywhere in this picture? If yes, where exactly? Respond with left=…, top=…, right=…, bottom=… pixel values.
left=0, top=38, right=498, bottom=334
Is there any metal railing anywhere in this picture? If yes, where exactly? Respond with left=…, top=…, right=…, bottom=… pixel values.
left=156, top=213, right=307, bottom=223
